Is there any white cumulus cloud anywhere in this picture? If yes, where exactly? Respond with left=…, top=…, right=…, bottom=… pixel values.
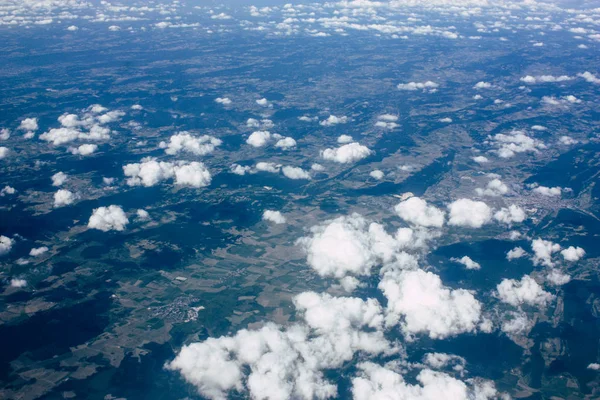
left=53, top=189, right=75, bottom=207
left=448, top=199, right=492, bottom=228
left=496, top=275, right=554, bottom=307
left=88, top=205, right=129, bottom=232
left=160, top=132, right=222, bottom=156
left=321, top=142, right=371, bottom=163
left=394, top=197, right=445, bottom=228
left=263, top=210, right=286, bottom=224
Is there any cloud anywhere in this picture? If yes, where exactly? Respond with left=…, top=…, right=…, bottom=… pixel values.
left=230, top=164, right=252, bottom=175
left=475, top=178, right=508, bottom=197
left=136, top=209, right=150, bottom=221
left=160, top=132, right=222, bottom=156
left=451, top=256, right=481, bottom=270
left=520, top=75, right=572, bottom=84
left=380, top=268, right=482, bottom=339
left=370, top=170, right=384, bottom=180
left=487, top=130, right=545, bottom=158
left=532, top=185, right=563, bottom=196
left=246, top=130, right=271, bottom=147
left=397, top=81, right=438, bottom=91
left=546, top=269, right=571, bottom=286
left=255, top=98, right=270, bottom=107
left=377, top=114, right=398, bottom=122
left=0, top=235, right=14, bottom=256
left=296, top=214, right=425, bottom=282
left=0, top=147, right=9, bottom=159
left=173, top=162, right=213, bottom=187
left=506, top=247, right=526, bottom=261
left=29, top=246, right=48, bottom=256
left=497, top=275, right=553, bottom=307
left=297, top=214, right=380, bottom=279
left=423, top=353, right=466, bottom=369
left=494, top=205, right=526, bottom=225
left=51, top=172, right=68, bottom=186
left=320, top=115, right=348, bottom=126
left=578, top=71, right=600, bottom=84
left=211, top=12, right=232, bottom=20
left=123, top=159, right=212, bottom=188
left=124, top=159, right=175, bottom=187
left=0, top=129, right=9, bottom=140
left=321, top=142, right=371, bottom=163
left=255, top=162, right=280, bottom=173
left=337, top=134, right=353, bottom=144
left=87, top=205, right=129, bottom=232
left=501, top=311, right=532, bottom=335
left=531, top=238, right=561, bottom=267
left=447, top=199, right=491, bottom=228
left=53, top=189, right=75, bottom=207
left=282, top=166, right=311, bottom=180
left=39, top=107, right=122, bottom=145
left=18, top=117, right=39, bottom=131
left=275, top=137, right=297, bottom=149
left=473, top=81, right=492, bottom=89
left=561, top=246, right=585, bottom=262
left=375, top=114, right=399, bottom=129
left=542, top=95, right=581, bottom=106
left=0, top=186, right=15, bottom=196
left=394, top=197, right=445, bottom=228
left=68, top=143, right=98, bottom=156
left=10, top=278, right=27, bottom=288
left=214, top=97, right=232, bottom=105
left=559, top=136, right=577, bottom=145
left=263, top=210, right=286, bottom=224
left=246, top=118, right=274, bottom=129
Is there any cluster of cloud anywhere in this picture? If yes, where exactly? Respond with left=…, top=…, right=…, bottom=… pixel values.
left=530, top=184, right=564, bottom=197
left=39, top=105, right=124, bottom=147
left=486, top=130, right=546, bottom=158
left=475, top=178, right=508, bottom=197
left=541, top=95, right=581, bottom=107
left=397, top=81, right=438, bottom=92
left=167, top=291, right=395, bottom=400
left=319, top=115, right=348, bottom=126
left=214, top=97, right=232, bottom=105
left=123, top=159, right=212, bottom=188
left=246, top=130, right=296, bottom=150
left=168, top=259, right=499, bottom=399
left=168, top=200, right=518, bottom=398
left=68, top=143, right=98, bottom=156
left=496, top=275, right=554, bottom=307
left=230, top=162, right=311, bottom=181
left=393, top=196, right=525, bottom=229
left=520, top=75, right=572, bottom=84
left=18, top=117, right=39, bottom=138
left=374, top=114, right=399, bottom=129
left=159, top=132, right=222, bottom=156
